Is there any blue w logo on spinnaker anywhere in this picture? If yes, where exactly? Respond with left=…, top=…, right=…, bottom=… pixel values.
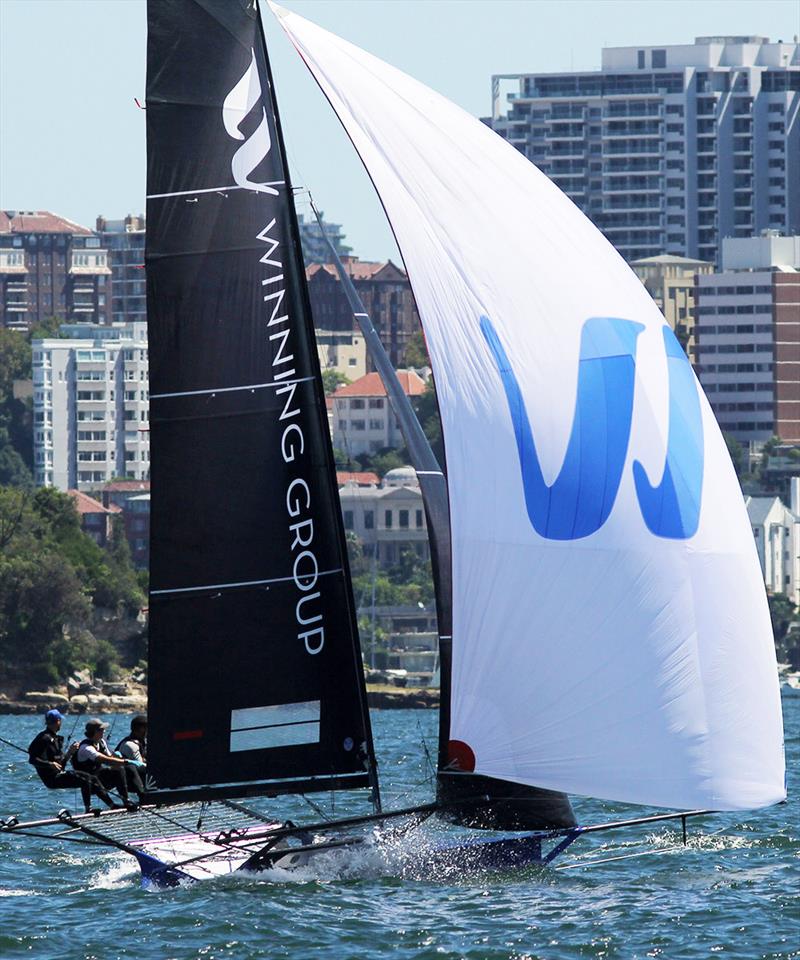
left=480, top=315, right=703, bottom=541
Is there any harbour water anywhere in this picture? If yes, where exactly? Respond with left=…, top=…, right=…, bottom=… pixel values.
left=0, top=703, right=797, bottom=960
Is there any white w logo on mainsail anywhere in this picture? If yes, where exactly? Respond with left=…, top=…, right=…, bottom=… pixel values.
left=222, top=49, right=278, bottom=196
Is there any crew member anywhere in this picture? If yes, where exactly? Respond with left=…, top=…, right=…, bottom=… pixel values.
left=27, top=709, right=117, bottom=813
left=115, top=715, right=147, bottom=781
left=73, top=719, right=142, bottom=809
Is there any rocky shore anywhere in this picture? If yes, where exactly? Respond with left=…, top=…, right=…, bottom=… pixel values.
left=0, top=668, right=147, bottom=715
left=0, top=676, right=437, bottom=715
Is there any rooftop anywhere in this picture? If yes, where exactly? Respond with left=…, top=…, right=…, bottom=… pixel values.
left=332, top=370, right=426, bottom=399
left=69, top=490, right=121, bottom=515
left=306, top=258, right=407, bottom=282
left=0, top=210, right=92, bottom=235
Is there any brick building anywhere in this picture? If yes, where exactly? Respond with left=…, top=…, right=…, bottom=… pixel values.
left=695, top=234, right=800, bottom=443
left=0, top=211, right=111, bottom=330
left=306, top=258, right=420, bottom=368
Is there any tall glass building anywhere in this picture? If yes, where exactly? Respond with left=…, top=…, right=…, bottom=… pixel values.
left=490, top=38, right=799, bottom=264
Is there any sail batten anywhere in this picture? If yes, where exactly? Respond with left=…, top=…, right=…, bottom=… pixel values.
left=274, top=6, right=786, bottom=812
left=145, top=0, right=375, bottom=797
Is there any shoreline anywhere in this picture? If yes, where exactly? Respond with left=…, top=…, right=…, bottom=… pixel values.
left=0, top=683, right=439, bottom=715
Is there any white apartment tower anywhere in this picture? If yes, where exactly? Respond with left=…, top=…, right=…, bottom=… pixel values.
left=33, top=322, right=150, bottom=490
left=491, top=38, right=799, bottom=264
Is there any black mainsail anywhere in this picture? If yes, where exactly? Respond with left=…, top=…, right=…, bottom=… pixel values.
left=145, top=0, right=376, bottom=799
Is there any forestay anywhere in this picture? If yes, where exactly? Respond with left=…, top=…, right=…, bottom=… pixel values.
left=145, top=0, right=374, bottom=795
left=273, top=5, right=785, bottom=811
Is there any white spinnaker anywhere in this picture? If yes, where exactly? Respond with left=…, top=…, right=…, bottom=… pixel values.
left=273, top=5, right=786, bottom=810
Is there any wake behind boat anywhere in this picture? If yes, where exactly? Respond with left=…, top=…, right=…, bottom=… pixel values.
left=2, top=0, right=785, bottom=887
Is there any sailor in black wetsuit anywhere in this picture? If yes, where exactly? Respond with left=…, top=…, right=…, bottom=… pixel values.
left=115, top=715, right=147, bottom=784
left=27, top=709, right=117, bottom=813
left=73, top=718, right=142, bottom=809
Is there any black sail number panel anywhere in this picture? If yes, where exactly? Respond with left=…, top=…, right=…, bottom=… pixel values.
left=145, top=0, right=373, bottom=792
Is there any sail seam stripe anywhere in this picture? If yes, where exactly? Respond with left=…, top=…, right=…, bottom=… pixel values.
left=147, top=183, right=285, bottom=199
left=152, top=568, right=343, bottom=596
left=150, top=377, right=314, bottom=399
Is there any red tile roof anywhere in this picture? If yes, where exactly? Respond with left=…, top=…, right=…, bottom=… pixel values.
left=68, top=490, right=120, bottom=515
left=0, top=210, right=92, bottom=235
left=332, top=370, right=426, bottom=399
left=103, top=480, right=151, bottom=492
left=337, top=471, right=380, bottom=487
left=306, top=258, right=406, bottom=282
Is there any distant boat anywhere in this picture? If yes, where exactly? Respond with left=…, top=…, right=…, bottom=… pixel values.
left=2, top=0, right=785, bottom=885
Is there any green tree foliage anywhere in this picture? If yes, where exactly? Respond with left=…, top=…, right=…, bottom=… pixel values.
left=768, top=592, right=800, bottom=667
left=722, top=432, right=745, bottom=480
left=0, top=485, right=144, bottom=686
left=321, top=369, right=351, bottom=396
left=0, top=327, right=34, bottom=482
left=412, top=382, right=444, bottom=467
left=402, top=330, right=429, bottom=368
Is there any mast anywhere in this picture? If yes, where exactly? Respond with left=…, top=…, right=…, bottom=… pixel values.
left=144, top=0, right=377, bottom=806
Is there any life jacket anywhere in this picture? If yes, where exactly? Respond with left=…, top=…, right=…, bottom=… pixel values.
left=72, top=737, right=108, bottom=775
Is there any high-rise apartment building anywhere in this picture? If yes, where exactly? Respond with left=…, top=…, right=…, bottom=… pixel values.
left=490, top=38, right=799, bottom=264
left=297, top=211, right=352, bottom=265
left=0, top=211, right=112, bottom=330
left=96, top=215, right=146, bottom=325
left=32, top=322, right=149, bottom=490
left=695, top=234, right=800, bottom=444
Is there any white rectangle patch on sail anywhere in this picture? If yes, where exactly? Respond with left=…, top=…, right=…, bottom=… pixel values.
left=229, top=701, right=320, bottom=753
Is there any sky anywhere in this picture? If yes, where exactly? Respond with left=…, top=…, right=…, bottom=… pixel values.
left=1, top=0, right=798, bottom=261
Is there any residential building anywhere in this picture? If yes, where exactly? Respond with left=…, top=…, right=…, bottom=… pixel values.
left=32, top=321, right=149, bottom=490
left=746, top=479, right=800, bottom=605
left=336, top=470, right=380, bottom=487
left=331, top=370, right=426, bottom=457
left=95, top=215, right=146, bottom=324
left=122, top=493, right=151, bottom=569
left=630, top=253, right=714, bottom=360
left=99, top=479, right=151, bottom=511
left=0, top=211, right=112, bottom=330
left=357, top=604, right=438, bottom=680
left=316, top=329, right=367, bottom=380
left=339, top=466, right=429, bottom=566
left=306, top=258, right=421, bottom=367
left=297, top=211, right=352, bottom=265
left=68, top=489, right=121, bottom=548
left=695, top=234, right=800, bottom=443
left=490, top=37, right=799, bottom=264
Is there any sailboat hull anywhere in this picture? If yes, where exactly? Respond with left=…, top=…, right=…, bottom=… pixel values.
left=437, top=773, right=576, bottom=830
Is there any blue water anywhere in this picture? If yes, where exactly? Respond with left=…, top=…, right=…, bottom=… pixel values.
left=0, top=704, right=798, bottom=960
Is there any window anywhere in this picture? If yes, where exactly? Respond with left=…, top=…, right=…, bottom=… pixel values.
left=651, top=49, right=666, bottom=69
left=369, top=419, right=383, bottom=430
left=384, top=510, right=392, bottom=528
left=364, top=510, right=374, bottom=530
left=343, top=511, right=353, bottom=530
left=416, top=510, right=423, bottom=528
left=637, top=50, right=645, bottom=69
left=399, top=510, right=409, bottom=529
left=350, top=398, right=365, bottom=409
left=351, top=419, right=366, bottom=431
left=368, top=398, right=384, bottom=409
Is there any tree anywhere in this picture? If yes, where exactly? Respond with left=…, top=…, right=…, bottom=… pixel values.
left=722, top=432, right=745, bottom=480
left=321, top=369, right=351, bottom=396
left=402, top=330, right=429, bottom=368
left=28, top=314, right=66, bottom=343
left=412, top=382, right=444, bottom=467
